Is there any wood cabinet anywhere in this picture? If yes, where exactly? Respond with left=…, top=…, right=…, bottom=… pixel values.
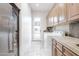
left=55, top=47, right=62, bottom=56
left=55, top=41, right=63, bottom=56
left=66, top=4, right=70, bottom=19
left=52, top=39, right=63, bottom=56
left=52, top=39, right=78, bottom=56
left=53, top=5, right=59, bottom=25
left=47, top=17, right=54, bottom=26
left=62, top=3, right=79, bottom=21
left=66, top=3, right=79, bottom=21
left=58, top=4, right=67, bottom=23
left=47, top=4, right=59, bottom=26
left=70, top=4, right=79, bottom=21
left=63, top=46, right=77, bottom=56
left=47, top=3, right=79, bottom=26
left=69, top=4, right=79, bottom=17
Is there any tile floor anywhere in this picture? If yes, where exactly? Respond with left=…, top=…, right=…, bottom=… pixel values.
left=28, top=40, right=52, bottom=56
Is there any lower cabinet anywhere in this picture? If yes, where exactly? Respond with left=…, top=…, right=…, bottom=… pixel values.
left=52, top=45, right=55, bottom=56
left=52, top=39, right=78, bottom=56
left=55, top=47, right=62, bottom=56
left=63, top=46, right=77, bottom=56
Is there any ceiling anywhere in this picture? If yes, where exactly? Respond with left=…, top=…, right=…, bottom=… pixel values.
left=29, top=3, right=54, bottom=12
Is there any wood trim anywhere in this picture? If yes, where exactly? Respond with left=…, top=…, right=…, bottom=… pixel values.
left=9, top=3, right=20, bottom=56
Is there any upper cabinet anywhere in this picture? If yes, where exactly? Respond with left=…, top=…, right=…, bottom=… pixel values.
left=66, top=3, right=79, bottom=21
left=47, top=3, right=79, bottom=26
left=70, top=4, right=79, bottom=17
left=47, top=4, right=58, bottom=26
left=53, top=4, right=59, bottom=25
left=58, top=4, right=67, bottom=23
left=47, top=17, right=54, bottom=27
left=69, top=4, right=79, bottom=21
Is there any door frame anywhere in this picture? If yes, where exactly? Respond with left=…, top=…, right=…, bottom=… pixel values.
left=9, top=3, right=20, bottom=56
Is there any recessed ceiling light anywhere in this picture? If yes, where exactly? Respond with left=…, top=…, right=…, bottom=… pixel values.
left=36, top=3, right=39, bottom=7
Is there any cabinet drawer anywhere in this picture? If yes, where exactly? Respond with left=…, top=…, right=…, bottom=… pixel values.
left=55, top=48, right=62, bottom=56
left=56, top=41, right=62, bottom=51
left=63, top=47, right=77, bottom=56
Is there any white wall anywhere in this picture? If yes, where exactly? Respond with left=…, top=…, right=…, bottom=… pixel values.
left=16, top=3, right=32, bottom=56
left=32, top=11, right=47, bottom=31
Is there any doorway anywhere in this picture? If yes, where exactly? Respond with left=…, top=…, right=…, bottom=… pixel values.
left=32, top=17, right=41, bottom=41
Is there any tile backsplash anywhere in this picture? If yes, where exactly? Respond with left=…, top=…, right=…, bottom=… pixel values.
left=55, top=24, right=69, bottom=33
left=69, top=21, right=79, bottom=38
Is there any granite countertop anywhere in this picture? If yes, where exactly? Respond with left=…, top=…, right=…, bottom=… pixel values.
left=48, top=36, right=79, bottom=55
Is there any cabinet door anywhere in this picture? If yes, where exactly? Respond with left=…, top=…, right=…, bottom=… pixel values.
left=75, top=4, right=79, bottom=15
left=69, top=4, right=77, bottom=17
left=47, top=4, right=59, bottom=26
left=52, top=39, right=63, bottom=56
left=63, top=46, right=77, bottom=56
left=69, top=4, right=79, bottom=17
left=66, top=4, right=71, bottom=19
left=48, top=17, right=54, bottom=26
left=58, top=4, right=67, bottom=23
left=67, top=3, right=79, bottom=21
left=53, top=5, right=59, bottom=25
left=56, top=41, right=62, bottom=51
left=55, top=48, right=62, bottom=56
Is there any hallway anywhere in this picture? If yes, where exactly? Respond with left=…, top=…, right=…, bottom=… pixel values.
left=24, top=3, right=53, bottom=56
